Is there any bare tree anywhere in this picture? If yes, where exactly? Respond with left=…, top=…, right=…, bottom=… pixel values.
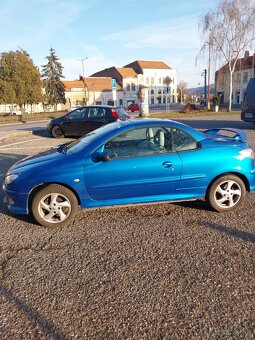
left=200, top=0, right=255, bottom=111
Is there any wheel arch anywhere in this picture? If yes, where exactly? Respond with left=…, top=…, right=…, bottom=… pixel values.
left=28, top=182, right=81, bottom=212
left=206, top=172, right=250, bottom=197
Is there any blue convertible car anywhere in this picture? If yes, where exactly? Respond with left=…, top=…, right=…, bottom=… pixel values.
left=3, top=119, right=255, bottom=227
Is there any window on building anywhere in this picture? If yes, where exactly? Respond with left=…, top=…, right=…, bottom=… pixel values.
left=146, top=77, right=149, bottom=85
left=119, top=99, right=123, bottom=106
left=158, top=77, right=162, bottom=84
left=163, top=96, right=166, bottom=104
left=151, top=89, right=154, bottom=95
left=131, top=83, right=136, bottom=91
left=126, top=83, right=131, bottom=91
left=151, top=77, right=154, bottom=85
left=158, top=89, right=162, bottom=94
left=151, top=97, right=154, bottom=104
left=243, top=72, right=248, bottom=84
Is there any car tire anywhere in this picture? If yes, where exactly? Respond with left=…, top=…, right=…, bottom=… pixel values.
left=51, top=125, right=64, bottom=138
left=206, top=174, right=246, bottom=212
left=31, top=184, right=78, bottom=227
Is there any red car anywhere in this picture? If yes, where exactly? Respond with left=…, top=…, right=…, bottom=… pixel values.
left=128, top=103, right=140, bottom=112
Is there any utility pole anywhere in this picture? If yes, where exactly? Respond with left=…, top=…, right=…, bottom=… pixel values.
left=203, top=69, right=207, bottom=103
left=207, top=42, right=211, bottom=110
left=77, top=57, right=88, bottom=105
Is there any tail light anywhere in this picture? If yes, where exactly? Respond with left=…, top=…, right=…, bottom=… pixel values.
left=238, top=148, right=254, bottom=159
left=111, top=109, right=119, bottom=119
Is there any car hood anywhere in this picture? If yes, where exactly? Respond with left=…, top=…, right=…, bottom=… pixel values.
left=9, top=147, right=66, bottom=173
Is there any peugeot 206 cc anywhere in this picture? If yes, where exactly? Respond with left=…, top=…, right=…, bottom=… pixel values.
left=3, top=119, right=255, bottom=227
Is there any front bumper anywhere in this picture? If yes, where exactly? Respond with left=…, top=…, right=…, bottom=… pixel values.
left=3, top=185, right=29, bottom=215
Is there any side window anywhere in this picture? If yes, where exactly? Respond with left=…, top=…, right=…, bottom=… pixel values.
left=104, top=126, right=172, bottom=159
left=88, top=107, right=106, bottom=118
left=68, top=107, right=87, bottom=120
left=173, top=128, right=198, bottom=151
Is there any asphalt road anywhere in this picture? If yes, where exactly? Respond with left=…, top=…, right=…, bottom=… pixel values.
left=0, top=114, right=254, bottom=339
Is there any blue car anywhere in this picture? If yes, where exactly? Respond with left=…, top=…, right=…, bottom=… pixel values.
left=3, top=119, right=255, bottom=227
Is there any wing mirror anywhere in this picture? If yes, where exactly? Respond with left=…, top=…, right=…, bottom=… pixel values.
left=94, top=151, right=110, bottom=162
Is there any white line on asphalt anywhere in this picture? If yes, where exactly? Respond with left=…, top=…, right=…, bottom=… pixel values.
left=1, top=147, right=50, bottom=150
left=0, top=138, right=45, bottom=149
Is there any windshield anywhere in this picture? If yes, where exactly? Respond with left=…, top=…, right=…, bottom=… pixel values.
left=65, top=121, right=123, bottom=155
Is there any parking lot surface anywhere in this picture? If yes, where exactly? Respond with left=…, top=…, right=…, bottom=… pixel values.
left=0, top=115, right=254, bottom=339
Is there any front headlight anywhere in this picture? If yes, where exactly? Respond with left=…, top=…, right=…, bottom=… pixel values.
left=4, top=174, right=19, bottom=186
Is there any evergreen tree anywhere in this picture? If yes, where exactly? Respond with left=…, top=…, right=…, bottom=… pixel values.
left=0, top=50, right=43, bottom=111
left=41, top=48, right=66, bottom=107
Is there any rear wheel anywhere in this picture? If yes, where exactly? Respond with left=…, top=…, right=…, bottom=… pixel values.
left=206, top=175, right=246, bottom=212
left=31, top=184, right=78, bottom=227
left=51, top=125, right=64, bottom=138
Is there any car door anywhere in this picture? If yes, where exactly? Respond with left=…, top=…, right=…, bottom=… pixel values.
left=85, top=107, right=109, bottom=132
left=61, top=107, right=88, bottom=136
left=84, top=126, right=183, bottom=202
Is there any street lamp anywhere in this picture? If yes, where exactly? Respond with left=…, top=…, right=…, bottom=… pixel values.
left=77, top=57, right=88, bottom=105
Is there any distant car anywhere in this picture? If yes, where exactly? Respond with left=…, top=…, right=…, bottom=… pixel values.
left=241, top=78, right=255, bottom=125
left=3, top=119, right=255, bottom=227
left=128, top=103, right=140, bottom=112
left=47, top=105, right=130, bottom=138
left=9, top=110, right=22, bottom=116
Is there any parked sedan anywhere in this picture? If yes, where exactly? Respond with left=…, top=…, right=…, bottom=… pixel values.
left=128, top=103, right=140, bottom=112
left=47, top=105, right=130, bottom=138
left=3, top=119, right=255, bottom=227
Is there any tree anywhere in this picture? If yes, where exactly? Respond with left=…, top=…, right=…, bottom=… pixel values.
left=0, top=50, right=43, bottom=112
left=41, top=48, right=66, bottom=108
left=177, top=81, right=187, bottom=103
left=200, top=0, right=255, bottom=111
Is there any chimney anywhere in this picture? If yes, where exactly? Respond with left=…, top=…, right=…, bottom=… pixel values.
left=244, top=51, right=249, bottom=58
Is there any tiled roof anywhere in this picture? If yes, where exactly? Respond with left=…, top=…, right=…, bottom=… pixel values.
left=116, top=68, right=138, bottom=77
left=136, top=60, right=171, bottom=69
left=124, top=60, right=171, bottom=70
left=63, top=78, right=122, bottom=92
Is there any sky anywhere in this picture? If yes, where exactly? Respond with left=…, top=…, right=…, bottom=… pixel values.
left=0, top=0, right=219, bottom=88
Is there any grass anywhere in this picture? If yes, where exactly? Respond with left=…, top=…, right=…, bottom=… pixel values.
left=149, top=110, right=241, bottom=119
left=0, top=109, right=241, bottom=124
left=0, top=111, right=65, bottom=124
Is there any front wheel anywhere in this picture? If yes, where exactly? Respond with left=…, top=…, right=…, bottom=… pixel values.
left=206, top=175, right=246, bottom=212
left=51, top=125, right=64, bottom=138
left=31, top=184, right=78, bottom=227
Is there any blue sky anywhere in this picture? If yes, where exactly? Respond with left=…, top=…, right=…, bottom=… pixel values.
left=0, top=0, right=219, bottom=87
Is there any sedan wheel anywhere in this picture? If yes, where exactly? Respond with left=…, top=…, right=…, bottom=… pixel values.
left=206, top=175, right=246, bottom=212
left=51, top=125, right=64, bottom=138
left=31, top=184, right=78, bottom=227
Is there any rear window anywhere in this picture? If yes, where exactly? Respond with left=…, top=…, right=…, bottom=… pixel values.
left=243, top=78, right=255, bottom=109
left=115, top=107, right=129, bottom=117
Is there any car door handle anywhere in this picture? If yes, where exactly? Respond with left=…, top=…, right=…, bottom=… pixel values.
left=162, top=161, right=172, bottom=168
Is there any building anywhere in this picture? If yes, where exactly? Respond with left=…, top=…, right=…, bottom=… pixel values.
left=215, top=51, right=255, bottom=105
left=124, top=60, right=177, bottom=106
left=63, top=77, right=123, bottom=108
left=91, top=60, right=177, bottom=108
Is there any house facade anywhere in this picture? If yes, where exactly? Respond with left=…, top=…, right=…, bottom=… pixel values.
left=124, top=60, right=177, bottom=106
left=63, top=77, right=123, bottom=109
left=215, top=51, right=255, bottom=105
left=91, top=60, right=177, bottom=108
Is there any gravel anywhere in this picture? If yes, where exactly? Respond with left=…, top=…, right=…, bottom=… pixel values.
left=0, top=115, right=254, bottom=339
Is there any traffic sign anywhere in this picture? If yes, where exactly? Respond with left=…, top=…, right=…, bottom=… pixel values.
left=112, top=79, right=116, bottom=90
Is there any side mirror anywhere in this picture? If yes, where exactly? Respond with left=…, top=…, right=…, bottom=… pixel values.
left=94, top=151, right=110, bottom=162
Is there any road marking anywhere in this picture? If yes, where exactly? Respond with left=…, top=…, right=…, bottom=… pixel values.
left=0, top=138, right=45, bottom=149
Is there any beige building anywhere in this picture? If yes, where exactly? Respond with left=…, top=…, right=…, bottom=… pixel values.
left=63, top=77, right=123, bottom=108
left=215, top=51, right=255, bottom=105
